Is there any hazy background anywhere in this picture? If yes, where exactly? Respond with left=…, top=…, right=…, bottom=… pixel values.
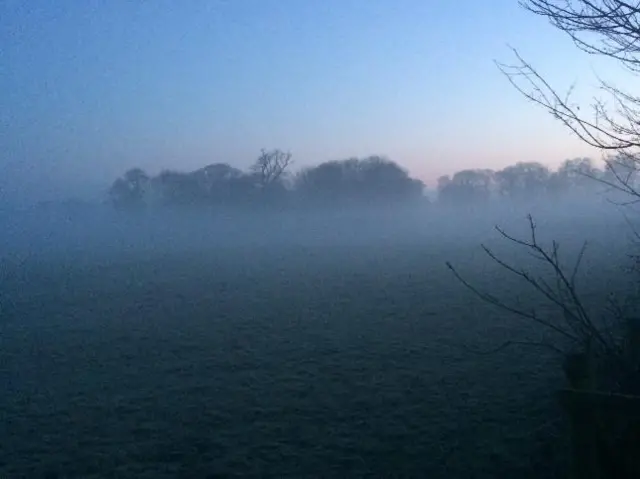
left=3, top=1, right=640, bottom=477
left=0, top=0, right=629, bottom=205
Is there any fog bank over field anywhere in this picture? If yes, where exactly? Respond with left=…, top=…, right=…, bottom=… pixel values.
left=4, top=152, right=636, bottom=265
left=1, top=189, right=635, bottom=478
left=0, top=190, right=631, bottom=266
left=2, top=161, right=639, bottom=478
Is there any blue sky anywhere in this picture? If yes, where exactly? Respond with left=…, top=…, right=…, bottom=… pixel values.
left=0, top=0, right=625, bottom=201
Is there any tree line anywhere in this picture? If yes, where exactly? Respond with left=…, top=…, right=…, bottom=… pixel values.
left=108, top=150, right=425, bottom=211
left=435, top=155, right=635, bottom=205
left=109, top=149, right=634, bottom=211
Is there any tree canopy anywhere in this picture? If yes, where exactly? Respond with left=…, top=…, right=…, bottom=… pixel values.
left=108, top=148, right=614, bottom=212
left=108, top=151, right=427, bottom=211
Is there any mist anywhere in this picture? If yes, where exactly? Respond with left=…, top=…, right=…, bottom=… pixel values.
left=0, top=186, right=626, bottom=262
left=2, top=165, right=638, bottom=479
left=6, top=0, right=640, bottom=474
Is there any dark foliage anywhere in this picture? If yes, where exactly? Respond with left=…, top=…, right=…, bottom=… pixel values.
left=107, top=149, right=617, bottom=212
left=108, top=151, right=427, bottom=211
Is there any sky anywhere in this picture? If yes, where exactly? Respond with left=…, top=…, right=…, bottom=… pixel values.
left=0, top=0, right=630, bottom=202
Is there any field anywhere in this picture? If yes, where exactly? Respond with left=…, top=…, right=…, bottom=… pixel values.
left=0, top=205, right=633, bottom=478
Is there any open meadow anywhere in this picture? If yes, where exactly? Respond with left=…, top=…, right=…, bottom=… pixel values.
left=0, top=203, right=634, bottom=478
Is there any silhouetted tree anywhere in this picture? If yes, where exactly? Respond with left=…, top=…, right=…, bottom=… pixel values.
left=495, top=162, right=550, bottom=200
left=551, top=157, right=603, bottom=197
left=447, top=213, right=640, bottom=478
left=461, top=3, right=640, bottom=475
left=142, top=163, right=259, bottom=209
left=295, top=156, right=424, bottom=206
left=295, top=160, right=347, bottom=202
left=191, top=163, right=251, bottom=206
left=154, top=170, right=203, bottom=207
left=358, top=156, right=425, bottom=200
left=558, top=158, right=599, bottom=185
left=251, top=149, right=292, bottom=189
left=498, top=1, right=640, bottom=199
left=193, top=163, right=243, bottom=189
left=437, top=169, right=495, bottom=205
left=245, top=149, right=292, bottom=207
left=108, top=168, right=149, bottom=209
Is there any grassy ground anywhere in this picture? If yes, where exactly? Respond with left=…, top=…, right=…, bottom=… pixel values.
left=0, top=215, right=631, bottom=478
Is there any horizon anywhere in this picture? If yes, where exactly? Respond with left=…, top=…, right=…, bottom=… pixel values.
left=1, top=0, right=625, bottom=204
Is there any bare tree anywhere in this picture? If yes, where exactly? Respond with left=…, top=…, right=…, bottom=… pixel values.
left=463, top=1, right=640, bottom=367
left=447, top=215, right=640, bottom=387
left=497, top=1, right=640, bottom=197
left=251, top=149, right=293, bottom=188
left=447, top=212, right=640, bottom=477
left=448, top=5, right=640, bottom=475
left=108, top=168, right=150, bottom=209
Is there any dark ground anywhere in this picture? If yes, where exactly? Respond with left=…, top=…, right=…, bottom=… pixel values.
left=0, top=209, right=631, bottom=478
